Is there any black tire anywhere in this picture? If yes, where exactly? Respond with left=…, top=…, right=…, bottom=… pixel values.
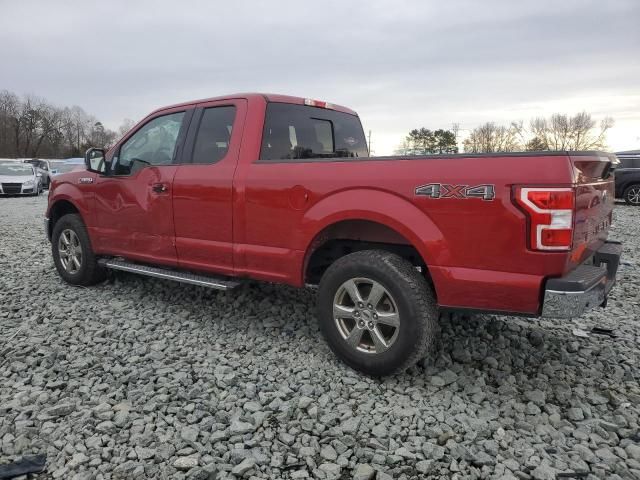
left=623, top=184, right=640, bottom=206
left=51, top=213, right=106, bottom=286
left=317, top=250, right=439, bottom=376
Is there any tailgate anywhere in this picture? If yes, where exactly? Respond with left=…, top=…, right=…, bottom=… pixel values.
left=570, top=153, right=616, bottom=266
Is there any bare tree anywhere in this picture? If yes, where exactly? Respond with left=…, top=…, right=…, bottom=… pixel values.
left=118, top=118, right=136, bottom=137
left=463, top=121, right=523, bottom=153
left=0, top=90, right=122, bottom=158
left=530, top=112, right=613, bottom=150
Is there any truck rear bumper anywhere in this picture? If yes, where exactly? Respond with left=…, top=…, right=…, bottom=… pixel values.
left=541, top=240, right=622, bottom=318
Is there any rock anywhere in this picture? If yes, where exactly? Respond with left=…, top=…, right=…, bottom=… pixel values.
left=626, top=444, right=640, bottom=461
left=567, top=407, right=584, bottom=421
left=422, top=443, right=445, bottom=460
left=320, top=445, right=338, bottom=461
left=298, top=396, right=313, bottom=409
left=341, top=416, right=361, bottom=434
left=46, top=403, right=75, bottom=417
left=318, top=462, right=341, bottom=478
left=278, top=432, right=295, bottom=446
left=524, top=389, right=546, bottom=406
left=530, top=460, right=556, bottom=480
left=529, top=330, right=544, bottom=347
left=230, top=419, right=254, bottom=435
left=67, top=452, right=90, bottom=469
left=352, top=463, right=375, bottom=480
left=174, top=456, right=199, bottom=471
left=135, top=446, right=155, bottom=460
left=371, top=424, right=387, bottom=438
left=416, top=460, right=434, bottom=474
left=231, top=458, right=256, bottom=476
left=181, top=426, right=199, bottom=442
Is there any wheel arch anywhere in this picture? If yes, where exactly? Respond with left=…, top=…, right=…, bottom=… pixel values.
left=300, top=189, right=447, bottom=293
left=48, top=198, right=84, bottom=240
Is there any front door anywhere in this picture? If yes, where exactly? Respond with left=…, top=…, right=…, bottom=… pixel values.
left=93, top=109, right=190, bottom=267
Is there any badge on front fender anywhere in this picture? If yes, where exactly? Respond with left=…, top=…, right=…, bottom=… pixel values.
left=415, top=183, right=495, bottom=201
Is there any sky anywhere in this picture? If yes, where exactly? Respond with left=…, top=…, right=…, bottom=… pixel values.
left=1, top=0, right=638, bottom=155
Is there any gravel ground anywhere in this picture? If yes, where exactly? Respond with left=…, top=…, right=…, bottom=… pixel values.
left=1, top=195, right=639, bottom=480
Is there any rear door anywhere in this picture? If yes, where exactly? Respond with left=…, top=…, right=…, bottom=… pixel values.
left=93, top=108, right=191, bottom=266
left=172, top=99, right=246, bottom=275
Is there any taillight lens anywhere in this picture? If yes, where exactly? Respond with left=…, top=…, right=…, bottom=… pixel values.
left=514, top=187, right=575, bottom=251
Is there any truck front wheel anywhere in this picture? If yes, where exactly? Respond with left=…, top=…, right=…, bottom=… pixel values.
left=317, top=250, right=439, bottom=376
left=51, top=213, right=105, bottom=286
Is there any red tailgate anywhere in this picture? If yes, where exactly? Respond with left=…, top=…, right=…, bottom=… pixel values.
left=569, top=153, right=616, bottom=268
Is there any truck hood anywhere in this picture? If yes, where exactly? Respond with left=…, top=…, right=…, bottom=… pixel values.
left=0, top=175, right=34, bottom=182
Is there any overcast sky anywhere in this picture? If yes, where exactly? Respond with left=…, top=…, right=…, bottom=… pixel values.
left=1, top=0, right=638, bottom=154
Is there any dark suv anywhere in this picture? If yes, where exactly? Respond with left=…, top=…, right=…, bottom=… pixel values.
left=615, top=150, right=640, bottom=206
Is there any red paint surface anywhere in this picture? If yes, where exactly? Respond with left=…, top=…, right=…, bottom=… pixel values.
left=47, top=93, right=616, bottom=315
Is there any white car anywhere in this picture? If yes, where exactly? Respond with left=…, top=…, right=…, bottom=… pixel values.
left=0, top=162, right=43, bottom=196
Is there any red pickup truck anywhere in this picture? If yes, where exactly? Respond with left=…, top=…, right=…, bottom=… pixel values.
left=45, top=93, right=622, bottom=375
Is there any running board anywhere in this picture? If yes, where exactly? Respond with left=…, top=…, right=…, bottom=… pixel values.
left=99, top=258, right=240, bottom=291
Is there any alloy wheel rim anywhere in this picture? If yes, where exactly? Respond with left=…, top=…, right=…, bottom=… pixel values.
left=628, top=187, right=640, bottom=205
left=333, top=277, right=400, bottom=354
left=58, top=229, right=82, bottom=274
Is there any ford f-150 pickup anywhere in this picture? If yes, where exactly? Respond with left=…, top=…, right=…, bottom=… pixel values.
left=45, top=93, right=622, bottom=375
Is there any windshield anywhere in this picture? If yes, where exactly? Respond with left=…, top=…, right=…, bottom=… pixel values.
left=0, top=163, right=33, bottom=175
left=51, top=163, right=81, bottom=174
left=260, top=103, right=368, bottom=160
left=23, top=159, right=45, bottom=169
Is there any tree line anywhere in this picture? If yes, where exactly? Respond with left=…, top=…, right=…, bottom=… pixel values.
left=0, top=89, right=134, bottom=159
left=398, top=112, right=613, bottom=155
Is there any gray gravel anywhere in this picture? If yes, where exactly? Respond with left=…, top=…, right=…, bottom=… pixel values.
left=1, top=195, right=639, bottom=480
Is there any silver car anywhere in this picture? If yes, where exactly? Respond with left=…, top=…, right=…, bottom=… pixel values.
left=0, top=162, right=43, bottom=196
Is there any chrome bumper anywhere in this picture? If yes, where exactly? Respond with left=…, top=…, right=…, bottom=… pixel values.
left=541, top=241, right=622, bottom=318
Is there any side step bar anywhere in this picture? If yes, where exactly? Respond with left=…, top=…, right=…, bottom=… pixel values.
left=99, top=258, right=240, bottom=291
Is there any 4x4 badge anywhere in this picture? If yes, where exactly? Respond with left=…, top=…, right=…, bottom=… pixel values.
left=415, top=183, right=495, bottom=201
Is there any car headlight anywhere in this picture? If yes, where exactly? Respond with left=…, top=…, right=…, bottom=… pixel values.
left=23, top=180, right=35, bottom=187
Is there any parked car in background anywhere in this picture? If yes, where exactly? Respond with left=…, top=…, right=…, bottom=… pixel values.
left=23, top=159, right=53, bottom=188
left=0, top=162, right=43, bottom=195
left=614, top=150, right=640, bottom=206
left=50, top=160, right=84, bottom=177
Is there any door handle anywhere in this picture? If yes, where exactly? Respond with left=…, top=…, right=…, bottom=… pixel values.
left=152, top=183, right=168, bottom=193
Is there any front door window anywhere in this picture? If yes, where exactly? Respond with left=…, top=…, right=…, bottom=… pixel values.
left=114, top=112, right=185, bottom=175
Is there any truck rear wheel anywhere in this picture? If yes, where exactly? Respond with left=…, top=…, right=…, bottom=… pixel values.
left=317, top=250, right=439, bottom=376
left=623, top=184, right=640, bottom=206
left=51, top=213, right=105, bottom=286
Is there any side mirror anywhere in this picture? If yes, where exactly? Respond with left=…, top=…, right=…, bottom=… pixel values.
left=85, top=148, right=108, bottom=174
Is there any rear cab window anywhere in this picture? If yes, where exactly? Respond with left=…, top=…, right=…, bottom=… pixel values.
left=260, top=103, right=368, bottom=161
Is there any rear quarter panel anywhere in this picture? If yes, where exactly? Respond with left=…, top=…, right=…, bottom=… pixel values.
left=238, top=154, right=577, bottom=314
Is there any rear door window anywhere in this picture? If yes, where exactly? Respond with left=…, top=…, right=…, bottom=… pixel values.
left=260, top=103, right=368, bottom=161
left=191, top=106, right=237, bottom=164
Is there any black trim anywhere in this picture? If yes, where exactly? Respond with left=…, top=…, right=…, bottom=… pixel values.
left=181, top=107, right=203, bottom=164
left=438, top=306, right=538, bottom=318
left=256, top=150, right=614, bottom=165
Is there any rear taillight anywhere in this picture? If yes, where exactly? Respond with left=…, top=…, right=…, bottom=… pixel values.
left=514, top=187, right=575, bottom=251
